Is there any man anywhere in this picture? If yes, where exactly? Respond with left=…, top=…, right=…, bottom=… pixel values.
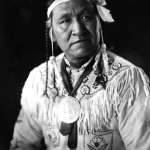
left=10, top=0, right=150, bottom=149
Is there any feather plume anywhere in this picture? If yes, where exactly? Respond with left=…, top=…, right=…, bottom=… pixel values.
left=97, top=5, right=114, bottom=22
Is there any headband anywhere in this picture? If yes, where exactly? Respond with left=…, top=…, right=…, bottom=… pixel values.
left=47, top=0, right=114, bottom=25
left=47, top=0, right=70, bottom=19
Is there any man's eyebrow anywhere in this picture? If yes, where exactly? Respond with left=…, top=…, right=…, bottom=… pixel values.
left=77, top=7, right=95, bottom=15
left=81, top=9, right=91, bottom=14
left=58, top=12, right=72, bottom=20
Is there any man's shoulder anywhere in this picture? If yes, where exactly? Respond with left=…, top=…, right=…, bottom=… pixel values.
left=106, top=51, right=149, bottom=85
left=106, top=51, right=138, bottom=80
left=20, top=53, right=64, bottom=116
left=107, top=51, right=135, bottom=69
left=29, top=53, right=64, bottom=77
left=22, top=52, right=64, bottom=95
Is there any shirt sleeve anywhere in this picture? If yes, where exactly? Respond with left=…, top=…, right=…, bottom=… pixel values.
left=10, top=67, right=46, bottom=150
left=10, top=109, right=43, bottom=150
left=115, top=66, right=150, bottom=150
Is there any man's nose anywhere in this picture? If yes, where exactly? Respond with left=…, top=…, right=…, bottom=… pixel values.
left=72, top=18, right=85, bottom=36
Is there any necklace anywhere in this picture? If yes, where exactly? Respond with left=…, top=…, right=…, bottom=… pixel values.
left=60, top=56, right=96, bottom=149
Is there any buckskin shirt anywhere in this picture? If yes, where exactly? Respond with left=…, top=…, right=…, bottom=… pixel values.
left=10, top=50, right=150, bottom=150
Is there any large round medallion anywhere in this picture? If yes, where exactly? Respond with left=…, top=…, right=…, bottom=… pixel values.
left=57, top=96, right=81, bottom=123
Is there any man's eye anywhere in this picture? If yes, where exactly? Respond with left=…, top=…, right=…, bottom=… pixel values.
left=81, top=15, right=92, bottom=22
left=60, top=18, right=71, bottom=24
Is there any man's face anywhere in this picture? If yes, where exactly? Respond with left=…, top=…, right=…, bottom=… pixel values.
left=51, top=0, right=100, bottom=62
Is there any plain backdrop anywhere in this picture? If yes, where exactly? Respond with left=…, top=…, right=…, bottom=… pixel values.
left=0, top=0, right=150, bottom=149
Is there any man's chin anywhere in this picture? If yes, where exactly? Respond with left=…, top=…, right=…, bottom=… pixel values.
left=70, top=53, right=91, bottom=60
left=70, top=47, right=93, bottom=57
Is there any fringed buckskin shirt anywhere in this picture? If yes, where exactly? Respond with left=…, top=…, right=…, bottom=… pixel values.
left=10, top=51, right=150, bottom=150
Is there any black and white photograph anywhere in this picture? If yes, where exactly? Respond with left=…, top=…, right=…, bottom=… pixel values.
left=0, top=0, right=150, bottom=149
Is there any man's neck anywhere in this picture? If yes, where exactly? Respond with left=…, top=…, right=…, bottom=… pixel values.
left=64, top=49, right=99, bottom=69
left=64, top=55, right=92, bottom=69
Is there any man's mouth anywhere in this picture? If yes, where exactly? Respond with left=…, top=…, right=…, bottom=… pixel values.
left=71, top=39, right=90, bottom=46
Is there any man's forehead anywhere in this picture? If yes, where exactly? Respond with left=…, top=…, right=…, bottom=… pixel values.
left=52, top=0, right=95, bottom=16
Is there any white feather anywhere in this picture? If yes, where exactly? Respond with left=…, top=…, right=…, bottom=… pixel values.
left=97, top=6, right=114, bottom=22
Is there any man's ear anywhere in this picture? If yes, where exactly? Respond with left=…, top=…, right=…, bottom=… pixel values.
left=49, top=28, right=56, bottom=42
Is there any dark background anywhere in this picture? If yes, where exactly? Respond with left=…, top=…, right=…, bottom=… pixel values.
left=0, top=0, right=150, bottom=149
